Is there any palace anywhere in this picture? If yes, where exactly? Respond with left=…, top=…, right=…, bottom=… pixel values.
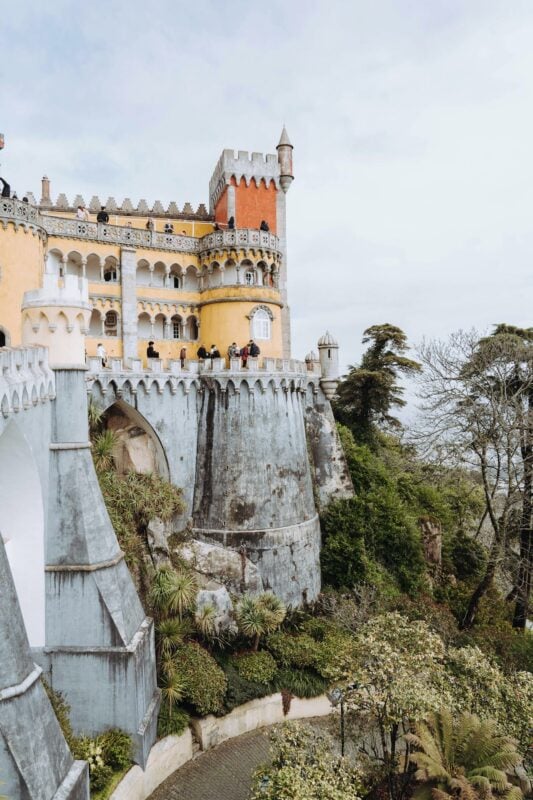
left=0, top=131, right=353, bottom=799
left=1, top=128, right=294, bottom=365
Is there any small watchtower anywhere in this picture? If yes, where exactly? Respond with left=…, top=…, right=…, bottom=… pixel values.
left=317, top=331, right=340, bottom=400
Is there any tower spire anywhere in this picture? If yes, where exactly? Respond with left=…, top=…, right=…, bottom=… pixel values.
left=276, top=126, right=294, bottom=193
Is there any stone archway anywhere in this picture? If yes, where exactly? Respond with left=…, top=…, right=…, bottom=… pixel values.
left=0, top=421, right=45, bottom=646
left=103, top=400, right=170, bottom=478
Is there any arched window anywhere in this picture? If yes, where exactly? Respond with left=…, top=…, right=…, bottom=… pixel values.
left=104, top=265, right=117, bottom=282
left=0, top=331, right=6, bottom=348
left=245, top=270, right=254, bottom=286
left=104, top=310, right=118, bottom=336
left=173, top=275, right=182, bottom=289
left=171, top=315, right=182, bottom=339
left=252, top=308, right=271, bottom=340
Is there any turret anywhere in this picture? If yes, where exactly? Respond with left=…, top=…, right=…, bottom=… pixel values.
left=276, top=126, right=294, bottom=193
left=21, top=274, right=91, bottom=368
left=317, top=331, right=340, bottom=400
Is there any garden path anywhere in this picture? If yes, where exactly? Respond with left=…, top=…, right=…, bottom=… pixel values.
left=148, top=728, right=272, bottom=800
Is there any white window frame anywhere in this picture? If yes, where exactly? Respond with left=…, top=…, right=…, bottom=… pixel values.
left=252, top=308, right=271, bottom=340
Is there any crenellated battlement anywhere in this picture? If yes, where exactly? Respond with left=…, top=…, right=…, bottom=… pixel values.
left=37, top=194, right=211, bottom=220
left=209, top=149, right=280, bottom=213
left=0, top=345, right=55, bottom=418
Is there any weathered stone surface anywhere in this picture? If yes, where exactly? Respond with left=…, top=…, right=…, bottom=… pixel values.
left=196, top=584, right=236, bottom=633
left=147, top=517, right=172, bottom=563
left=180, top=539, right=263, bottom=595
left=419, top=517, right=442, bottom=566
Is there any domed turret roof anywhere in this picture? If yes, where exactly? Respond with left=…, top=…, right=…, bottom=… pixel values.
left=317, top=331, right=338, bottom=347
left=305, top=350, right=318, bottom=362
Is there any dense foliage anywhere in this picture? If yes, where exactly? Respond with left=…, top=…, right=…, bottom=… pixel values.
left=250, top=722, right=364, bottom=800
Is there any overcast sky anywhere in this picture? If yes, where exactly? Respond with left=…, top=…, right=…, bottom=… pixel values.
left=2, top=0, right=533, bottom=376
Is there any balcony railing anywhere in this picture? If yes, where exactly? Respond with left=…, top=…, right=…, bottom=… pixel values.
left=40, top=215, right=281, bottom=256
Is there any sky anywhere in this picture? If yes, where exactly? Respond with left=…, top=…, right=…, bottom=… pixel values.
left=2, top=0, right=533, bottom=376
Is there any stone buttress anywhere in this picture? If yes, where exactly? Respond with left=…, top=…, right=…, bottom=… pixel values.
left=192, top=374, right=321, bottom=606
left=0, top=534, right=89, bottom=800
left=44, top=367, right=159, bottom=767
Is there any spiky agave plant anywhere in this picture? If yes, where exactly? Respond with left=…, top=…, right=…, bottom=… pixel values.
left=257, top=592, right=287, bottom=630
left=149, top=567, right=197, bottom=621
left=87, top=398, right=104, bottom=436
left=92, top=429, right=118, bottom=473
left=406, top=709, right=523, bottom=800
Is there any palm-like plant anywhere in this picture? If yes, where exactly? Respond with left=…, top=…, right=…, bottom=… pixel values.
left=92, top=429, right=118, bottom=473
left=88, top=398, right=104, bottom=436
left=149, top=567, right=197, bottom=620
left=236, top=592, right=286, bottom=651
left=156, top=617, right=187, bottom=659
left=406, top=709, right=523, bottom=800
left=158, top=654, right=186, bottom=713
left=194, top=604, right=217, bottom=641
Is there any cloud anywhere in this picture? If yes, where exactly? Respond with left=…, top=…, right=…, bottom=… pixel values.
left=2, top=0, right=533, bottom=377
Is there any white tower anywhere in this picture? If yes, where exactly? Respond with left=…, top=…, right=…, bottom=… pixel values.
left=276, top=126, right=294, bottom=193
left=317, top=331, right=340, bottom=400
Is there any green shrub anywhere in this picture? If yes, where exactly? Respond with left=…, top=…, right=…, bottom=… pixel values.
left=90, top=763, right=114, bottom=793
left=43, top=682, right=75, bottom=749
left=157, top=706, right=190, bottom=738
left=175, top=642, right=227, bottom=716
left=442, top=529, right=486, bottom=581
left=265, top=631, right=320, bottom=669
left=273, top=668, right=329, bottom=698
left=314, top=629, right=358, bottom=681
left=97, top=729, right=132, bottom=771
left=233, top=651, right=277, bottom=684
left=215, top=654, right=272, bottom=712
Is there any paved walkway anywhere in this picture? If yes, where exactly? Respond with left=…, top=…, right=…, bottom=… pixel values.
left=148, top=728, right=272, bottom=800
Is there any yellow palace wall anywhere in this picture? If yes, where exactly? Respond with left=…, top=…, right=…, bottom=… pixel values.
left=0, top=223, right=45, bottom=346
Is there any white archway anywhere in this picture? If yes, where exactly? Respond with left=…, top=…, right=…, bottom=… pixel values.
left=0, top=422, right=45, bottom=646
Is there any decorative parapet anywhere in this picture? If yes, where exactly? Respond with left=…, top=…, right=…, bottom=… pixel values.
left=86, top=357, right=323, bottom=403
left=42, top=216, right=282, bottom=257
left=0, top=196, right=45, bottom=235
left=0, top=346, right=55, bottom=418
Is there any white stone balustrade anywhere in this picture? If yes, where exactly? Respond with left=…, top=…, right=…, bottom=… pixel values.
left=86, top=356, right=320, bottom=377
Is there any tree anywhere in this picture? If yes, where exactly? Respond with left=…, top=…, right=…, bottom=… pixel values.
left=338, top=613, right=452, bottom=800
left=334, top=324, right=421, bottom=443
left=250, top=721, right=363, bottom=800
left=406, top=709, right=522, bottom=800
left=417, top=330, right=533, bottom=628
left=236, top=593, right=286, bottom=651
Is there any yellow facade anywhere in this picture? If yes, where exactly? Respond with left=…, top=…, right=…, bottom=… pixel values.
left=0, top=220, right=45, bottom=347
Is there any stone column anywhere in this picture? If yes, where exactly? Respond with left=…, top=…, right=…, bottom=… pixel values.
left=120, top=246, right=138, bottom=364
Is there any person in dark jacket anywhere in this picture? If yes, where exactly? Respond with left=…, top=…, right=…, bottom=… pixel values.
left=180, top=346, right=187, bottom=368
left=228, top=216, right=235, bottom=229
left=240, top=344, right=249, bottom=368
left=249, top=340, right=260, bottom=357
left=259, top=220, right=269, bottom=231
left=147, top=341, right=159, bottom=358
left=210, top=344, right=220, bottom=359
left=197, top=344, right=208, bottom=360
left=97, top=206, right=109, bottom=223
left=0, top=178, right=11, bottom=198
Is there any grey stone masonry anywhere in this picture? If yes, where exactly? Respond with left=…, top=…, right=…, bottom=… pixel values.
left=0, top=534, right=89, bottom=800
left=45, top=368, right=159, bottom=768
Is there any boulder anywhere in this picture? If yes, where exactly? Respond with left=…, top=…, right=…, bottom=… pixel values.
left=179, top=539, right=263, bottom=595
left=419, top=517, right=442, bottom=566
left=196, top=583, right=237, bottom=634
left=147, top=517, right=172, bottom=565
